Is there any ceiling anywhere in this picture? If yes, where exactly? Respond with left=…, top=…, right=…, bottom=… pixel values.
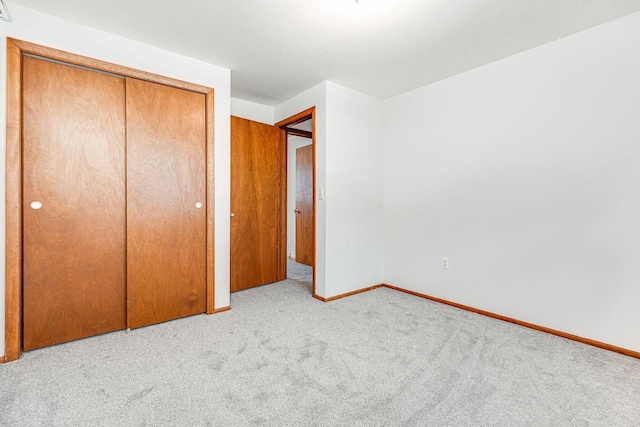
left=8, top=0, right=640, bottom=105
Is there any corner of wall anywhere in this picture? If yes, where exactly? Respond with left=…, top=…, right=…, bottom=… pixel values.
left=323, top=82, right=385, bottom=297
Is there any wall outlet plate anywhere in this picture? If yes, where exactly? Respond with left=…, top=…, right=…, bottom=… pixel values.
left=442, top=257, right=449, bottom=270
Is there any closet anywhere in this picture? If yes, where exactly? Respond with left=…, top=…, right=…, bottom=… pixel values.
left=20, top=53, right=208, bottom=350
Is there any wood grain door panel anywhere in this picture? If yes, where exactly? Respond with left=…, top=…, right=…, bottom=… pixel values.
left=230, top=117, right=282, bottom=292
left=295, top=144, right=314, bottom=266
left=126, top=78, right=206, bottom=329
left=22, top=56, right=127, bottom=350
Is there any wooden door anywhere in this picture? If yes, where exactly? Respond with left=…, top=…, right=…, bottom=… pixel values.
left=295, top=144, right=314, bottom=266
left=230, top=117, right=283, bottom=292
left=22, top=56, right=126, bottom=350
left=126, top=78, right=206, bottom=329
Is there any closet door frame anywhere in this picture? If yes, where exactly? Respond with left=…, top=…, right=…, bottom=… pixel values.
left=4, top=38, right=216, bottom=362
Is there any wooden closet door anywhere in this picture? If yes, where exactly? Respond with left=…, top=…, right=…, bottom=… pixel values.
left=230, top=117, right=283, bottom=292
left=22, top=56, right=127, bottom=350
left=126, top=78, right=206, bottom=329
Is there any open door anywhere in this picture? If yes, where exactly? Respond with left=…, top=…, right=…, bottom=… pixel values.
left=230, top=116, right=283, bottom=292
left=229, top=108, right=316, bottom=295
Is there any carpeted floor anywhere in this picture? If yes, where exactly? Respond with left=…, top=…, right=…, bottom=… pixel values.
left=1, top=269, right=639, bottom=426
left=287, top=257, right=313, bottom=283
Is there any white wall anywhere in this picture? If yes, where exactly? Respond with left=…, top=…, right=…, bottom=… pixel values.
left=231, top=97, right=274, bottom=125
left=383, top=11, right=640, bottom=351
left=0, top=5, right=232, bottom=357
left=287, top=136, right=312, bottom=259
left=325, top=82, right=384, bottom=295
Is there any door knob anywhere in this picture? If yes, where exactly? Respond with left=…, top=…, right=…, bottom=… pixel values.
left=230, top=211, right=235, bottom=217
left=195, top=202, right=203, bottom=209
left=30, top=201, right=43, bottom=210
left=294, top=209, right=301, bottom=214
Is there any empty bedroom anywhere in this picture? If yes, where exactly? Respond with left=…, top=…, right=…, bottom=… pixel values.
left=1, top=0, right=640, bottom=425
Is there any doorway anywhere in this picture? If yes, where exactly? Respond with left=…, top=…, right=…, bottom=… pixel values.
left=230, top=107, right=317, bottom=296
left=285, top=129, right=313, bottom=287
left=277, top=108, right=316, bottom=295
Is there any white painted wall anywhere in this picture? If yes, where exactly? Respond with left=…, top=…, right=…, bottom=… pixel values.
left=383, top=11, right=640, bottom=351
left=0, top=5, right=232, bottom=357
left=230, top=97, right=274, bottom=125
left=324, top=82, right=385, bottom=295
left=287, top=136, right=312, bottom=259
left=275, top=82, right=327, bottom=296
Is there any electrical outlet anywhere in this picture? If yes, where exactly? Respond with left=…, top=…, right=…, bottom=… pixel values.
left=442, top=257, right=449, bottom=270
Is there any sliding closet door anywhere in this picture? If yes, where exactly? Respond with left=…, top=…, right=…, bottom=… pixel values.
left=22, top=56, right=127, bottom=350
left=126, top=78, right=207, bottom=329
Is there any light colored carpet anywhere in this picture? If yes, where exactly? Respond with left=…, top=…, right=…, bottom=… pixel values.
left=1, top=278, right=640, bottom=426
left=287, top=258, right=312, bottom=283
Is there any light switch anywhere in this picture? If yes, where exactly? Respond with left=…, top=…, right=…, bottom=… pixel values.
left=318, top=188, right=325, bottom=200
